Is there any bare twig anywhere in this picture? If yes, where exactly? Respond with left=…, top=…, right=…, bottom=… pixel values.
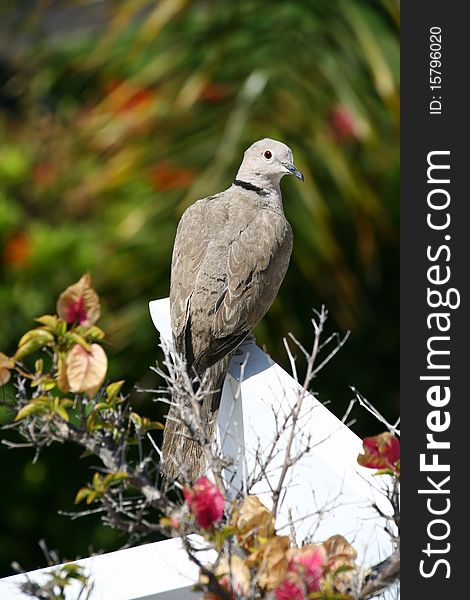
left=271, top=306, right=328, bottom=516
left=351, top=387, right=401, bottom=437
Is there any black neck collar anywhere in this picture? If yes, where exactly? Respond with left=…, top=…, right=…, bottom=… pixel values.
left=233, top=179, right=268, bottom=196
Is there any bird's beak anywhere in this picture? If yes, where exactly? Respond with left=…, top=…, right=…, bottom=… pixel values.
left=283, top=162, right=304, bottom=182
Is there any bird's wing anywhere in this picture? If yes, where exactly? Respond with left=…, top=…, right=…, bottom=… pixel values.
left=217, top=212, right=292, bottom=332
left=170, top=195, right=292, bottom=375
left=196, top=211, right=292, bottom=370
left=169, top=199, right=212, bottom=348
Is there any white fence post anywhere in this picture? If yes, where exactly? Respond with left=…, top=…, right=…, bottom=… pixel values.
left=0, top=297, right=395, bottom=599
left=150, top=298, right=394, bottom=567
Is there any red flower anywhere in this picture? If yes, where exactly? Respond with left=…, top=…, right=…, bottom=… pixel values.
left=199, top=82, right=230, bottom=103
left=105, top=79, right=155, bottom=114
left=150, top=161, right=196, bottom=191
left=3, top=232, right=32, bottom=268
left=329, top=104, right=357, bottom=142
left=357, top=432, right=400, bottom=474
left=183, top=476, right=224, bottom=529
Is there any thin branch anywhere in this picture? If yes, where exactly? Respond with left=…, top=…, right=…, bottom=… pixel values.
left=271, top=306, right=328, bottom=516
left=351, top=387, right=401, bottom=436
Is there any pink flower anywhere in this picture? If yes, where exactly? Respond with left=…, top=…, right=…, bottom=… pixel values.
left=289, top=545, right=327, bottom=593
left=275, top=545, right=327, bottom=599
left=217, top=576, right=234, bottom=599
left=357, top=432, right=400, bottom=474
left=274, top=578, right=305, bottom=600
left=56, top=274, right=101, bottom=328
left=183, top=476, right=224, bottom=529
left=64, top=296, right=88, bottom=325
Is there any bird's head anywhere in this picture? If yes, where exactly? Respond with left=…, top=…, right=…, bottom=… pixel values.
left=236, top=138, right=304, bottom=186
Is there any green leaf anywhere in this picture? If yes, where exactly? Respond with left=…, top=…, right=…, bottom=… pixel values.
left=74, top=487, right=92, bottom=504
left=130, top=412, right=142, bottom=429
left=218, top=525, right=235, bottom=540
left=86, top=416, right=107, bottom=431
left=18, top=328, right=55, bottom=348
left=373, top=468, right=395, bottom=476
left=35, top=315, right=59, bottom=329
left=14, top=398, right=50, bottom=421
left=14, top=396, right=66, bottom=421
left=84, top=326, right=106, bottom=341
left=142, top=418, right=164, bottom=431
left=92, top=402, right=110, bottom=412
left=332, top=564, right=355, bottom=576
left=59, top=563, right=87, bottom=581
left=86, top=492, right=97, bottom=505
left=40, top=378, right=57, bottom=392
left=54, top=405, right=70, bottom=421
left=65, top=332, right=92, bottom=352
left=15, top=330, right=55, bottom=360
left=106, top=380, right=125, bottom=402
left=103, top=471, right=129, bottom=487
left=92, top=472, right=102, bottom=490
left=14, top=403, right=42, bottom=421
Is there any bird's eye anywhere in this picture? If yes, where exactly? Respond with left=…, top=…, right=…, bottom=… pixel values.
left=264, top=150, right=272, bottom=159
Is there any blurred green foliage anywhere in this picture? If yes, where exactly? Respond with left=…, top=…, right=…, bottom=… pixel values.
left=0, top=0, right=399, bottom=578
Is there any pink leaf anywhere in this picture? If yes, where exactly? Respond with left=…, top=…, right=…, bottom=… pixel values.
left=66, top=344, right=107, bottom=397
left=357, top=432, right=400, bottom=473
left=57, top=273, right=101, bottom=327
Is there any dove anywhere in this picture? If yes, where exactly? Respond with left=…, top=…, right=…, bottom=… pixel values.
left=162, top=138, right=303, bottom=480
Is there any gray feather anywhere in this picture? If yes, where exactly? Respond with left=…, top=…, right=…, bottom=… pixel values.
left=162, top=138, right=300, bottom=481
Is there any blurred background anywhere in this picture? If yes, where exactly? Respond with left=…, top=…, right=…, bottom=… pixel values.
left=0, top=0, right=399, bottom=578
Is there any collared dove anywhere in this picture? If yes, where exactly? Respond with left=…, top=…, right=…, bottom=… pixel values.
left=162, top=138, right=303, bottom=481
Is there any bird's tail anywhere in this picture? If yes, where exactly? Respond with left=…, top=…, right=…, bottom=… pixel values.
left=161, top=411, right=214, bottom=482
left=161, top=356, right=231, bottom=482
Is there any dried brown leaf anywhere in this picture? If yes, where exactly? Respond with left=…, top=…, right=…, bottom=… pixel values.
left=214, top=555, right=251, bottom=596
left=0, top=368, right=11, bottom=386
left=323, top=535, right=357, bottom=593
left=246, top=535, right=290, bottom=590
left=232, top=495, right=275, bottom=549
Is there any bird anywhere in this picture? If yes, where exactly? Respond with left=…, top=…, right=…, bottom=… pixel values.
left=162, top=138, right=303, bottom=481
